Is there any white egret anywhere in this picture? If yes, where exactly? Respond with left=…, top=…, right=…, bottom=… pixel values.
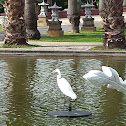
left=52, top=69, right=77, bottom=111
left=83, top=66, right=126, bottom=94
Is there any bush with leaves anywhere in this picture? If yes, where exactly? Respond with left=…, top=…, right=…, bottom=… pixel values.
left=0, top=0, right=5, bottom=13
left=37, top=0, right=67, bottom=10
left=52, top=0, right=67, bottom=10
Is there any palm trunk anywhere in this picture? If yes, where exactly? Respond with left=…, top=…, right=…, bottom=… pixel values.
left=3, top=0, right=27, bottom=45
left=25, top=0, right=40, bottom=40
left=68, top=0, right=80, bottom=33
left=99, top=0, right=126, bottom=49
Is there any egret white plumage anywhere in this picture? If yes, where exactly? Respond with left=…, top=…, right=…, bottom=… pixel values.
left=52, top=69, right=77, bottom=111
left=83, top=66, right=126, bottom=94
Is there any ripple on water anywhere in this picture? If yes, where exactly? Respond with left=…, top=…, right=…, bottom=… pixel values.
left=0, top=57, right=126, bottom=126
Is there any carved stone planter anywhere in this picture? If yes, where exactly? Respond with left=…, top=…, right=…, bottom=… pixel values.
left=46, top=21, right=64, bottom=37
left=46, top=2, right=64, bottom=37
left=81, top=18, right=96, bottom=31
left=81, top=2, right=96, bottom=31
left=38, top=0, right=49, bottom=26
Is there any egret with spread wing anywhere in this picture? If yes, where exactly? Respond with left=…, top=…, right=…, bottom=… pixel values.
left=53, top=69, right=77, bottom=111
left=83, top=66, right=126, bottom=94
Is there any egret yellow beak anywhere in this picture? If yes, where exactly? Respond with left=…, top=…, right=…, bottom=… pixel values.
left=52, top=69, right=56, bottom=73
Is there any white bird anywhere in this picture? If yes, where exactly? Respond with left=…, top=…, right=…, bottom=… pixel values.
left=52, top=69, right=77, bottom=111
left=83, top=66, right=126, bottom=94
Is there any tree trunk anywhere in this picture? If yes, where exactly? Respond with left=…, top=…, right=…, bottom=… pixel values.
left=25, top=0, right=40, bottom=40
left=68, top=0, right=80, bottom=33
left=99, top=0, right=126, bottom=49
left=3, top=0, right=27, bottom=45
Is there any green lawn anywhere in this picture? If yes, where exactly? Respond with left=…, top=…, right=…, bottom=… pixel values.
left=0, top=25, right=3, bottom=31
left=1, top=25, right=126, bottom=43
left=39, top=27, right=104, bottom=42
left=0, top=44, right=41, bottom=48
left=90, top=46, right=126, bottom=51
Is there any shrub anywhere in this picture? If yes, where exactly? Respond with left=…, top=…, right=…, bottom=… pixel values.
left=0, top=0, right=5, bottom=13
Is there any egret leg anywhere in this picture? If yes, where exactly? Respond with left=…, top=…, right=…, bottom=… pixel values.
left=68, top=98, right=72, bottom=111
left=64, top=95, right=66, bottom=110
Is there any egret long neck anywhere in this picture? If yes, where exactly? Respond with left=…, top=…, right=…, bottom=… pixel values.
left=57, top=71, right=61, bottom=79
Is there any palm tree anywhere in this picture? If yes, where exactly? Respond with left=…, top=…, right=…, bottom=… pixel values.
left=99, top=0, right=126, bottom=49
left=68, top=0, right=80, bottom=33
left=25, top=0, right=40, bottom=40
left=3, top=0, right=27, bottom=45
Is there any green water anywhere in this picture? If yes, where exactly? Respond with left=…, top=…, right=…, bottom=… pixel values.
left=0, top=56, right=126, bottom=126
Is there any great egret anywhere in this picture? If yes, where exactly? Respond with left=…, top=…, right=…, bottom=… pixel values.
left=52, top=69, right=77, bottom=111
left=83, top=66, right=126, bottom=94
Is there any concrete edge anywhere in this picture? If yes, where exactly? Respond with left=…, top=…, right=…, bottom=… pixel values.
left=0, top=50, right=126, bottom=57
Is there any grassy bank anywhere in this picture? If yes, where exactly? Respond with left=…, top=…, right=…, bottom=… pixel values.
left=39, top=27, right=104, bottom=42
left=90, top=46, right=126, bottom=51
left=0, top=25, right=3, bottom=31
left=0, top=44, right=40, bottom=48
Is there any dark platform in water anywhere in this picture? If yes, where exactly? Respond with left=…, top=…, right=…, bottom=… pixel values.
left=48, top=110, right=92, bottom=117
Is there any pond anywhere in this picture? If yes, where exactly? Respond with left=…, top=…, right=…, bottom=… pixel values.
left=0, top=56, right=126, bottom=126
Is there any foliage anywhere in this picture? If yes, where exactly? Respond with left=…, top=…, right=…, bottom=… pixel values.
left=81, top=0, right=99, bottom=8
left=0, top=0, right=5, bottom=13
left=52, top=0, right=67, bottom=10
left=37, top=0, right=100, bottom=10
left=37, top=0, right=67, bottom=10
left=81, top=0, right=99, bottom=4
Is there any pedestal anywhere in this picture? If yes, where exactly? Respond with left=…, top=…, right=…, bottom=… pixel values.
left=37, top=15, right=48, bottom=27
left=48, top=110, right=92, bottom=117
left=81, top=18, right=96, bottom=31
left=46, top=21, right=64, bottom=37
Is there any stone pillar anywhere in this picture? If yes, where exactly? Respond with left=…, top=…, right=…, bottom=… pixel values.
left=123, top=0, right=126, bottom=6
left=38, top=15, right=48, bottom=26
left=38, top=1, right=49, bottom=26
left=81, top=18, right=96, bottom=31
left=46, top=3, right=64, bottom=37
left=47, top=21, right=64, bottom=37
left=68, top=0, right=80, bottom=33
left=0, top=16, right=5, bottom=25
left=81, top=2, right=96, bottom=31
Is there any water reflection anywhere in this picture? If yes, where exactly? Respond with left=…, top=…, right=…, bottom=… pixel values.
left=101, top=57, right=126, bottom=79
left=4, top=57, right=36, bottom=126
left=100, top=57, right=126, bottom=126
left=0, top=56, right=126, bottom=126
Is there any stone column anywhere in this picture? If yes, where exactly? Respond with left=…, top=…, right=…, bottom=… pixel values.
left=38, top=1, right=49, bottom=27
left=46, top=3, right=64, bottom=37
left=68, top=0, right=80, bottom=33
left=123, top=0, right=126, bottom=6
left=81, top=2, right=96, bottom=31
